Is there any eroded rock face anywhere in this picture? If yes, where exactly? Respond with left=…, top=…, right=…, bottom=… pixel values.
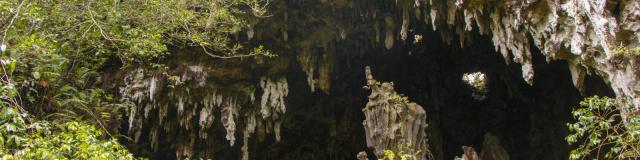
left=276, top=0, right=640, bottom=117
left=421, top=0, right=640, bottom=115
left=362, top=66, right=431, bottom=159
left=255, top=0, right=640, bottom=113
left=116, top=53, right=290, bottom=159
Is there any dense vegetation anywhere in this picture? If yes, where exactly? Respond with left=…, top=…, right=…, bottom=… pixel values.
left=0, top=106, right=133, bottom=159
left=567, top=96, right=640, bottom=159
left=0, top=0, right=269, bottom=158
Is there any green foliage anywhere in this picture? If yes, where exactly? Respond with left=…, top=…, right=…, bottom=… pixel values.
left=1, top=0, right=271, bottom=62
left=0, top=0, right=270, bottom=127
left=378, top=143, right=421, bottom=160
left=367, top=80, right=410, bottom=104
left=0, top=106, right=134, bottom=159
left=0, top=0, right=271, bottom=158
left=611, top=45, right=640, bottom=57
left=412, top=35, right=423, bottom=44
left=462, top=72, right=487, bottom=91
left=566, top=96, right=640, bottom=160
left=389, top=94, right=410, bottom=105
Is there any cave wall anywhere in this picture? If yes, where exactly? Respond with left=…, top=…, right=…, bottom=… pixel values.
left=110, top=0, right=636, bottom=159
left=368, top=29, right=614, bottom=159
left=422, top=0, right=640, bottom=114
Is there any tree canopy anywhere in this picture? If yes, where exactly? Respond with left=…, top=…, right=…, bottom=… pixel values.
left=0, top=0, right=269, bottom=158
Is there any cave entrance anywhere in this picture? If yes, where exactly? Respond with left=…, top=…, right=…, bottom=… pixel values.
left=256, top=27, right=614, bottom=159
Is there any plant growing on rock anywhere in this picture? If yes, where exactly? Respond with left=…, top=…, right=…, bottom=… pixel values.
left=378, top=143, right=422, bottom=160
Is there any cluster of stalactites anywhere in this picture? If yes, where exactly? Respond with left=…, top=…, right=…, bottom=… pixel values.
left=375, top=0, right=414, bottom=50
left=415, top=0, right=640, bottom=110
left=423, top=0, right=537, bottom=85
left=297, top=49, right=334, bottom=94
left=258, top=77, right=288, bottom=141
left=119, top=67, right=290, bottom=159
left=240, top=77, right=289, bottom=160
left=362, top=66, right=431, bottom=160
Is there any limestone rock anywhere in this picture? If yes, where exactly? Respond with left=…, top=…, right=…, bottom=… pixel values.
left=357, top=151, right=369, bottom=160
left=422, top=0, right=640, bottom=110
left=119, top=63, right=289, bottom=159
left=454, top=146, right=480, bottom=160
left=362, top=66, right=432, bottom=160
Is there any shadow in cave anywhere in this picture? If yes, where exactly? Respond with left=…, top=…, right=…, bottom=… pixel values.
left=249, top=27, right=615, bottom=160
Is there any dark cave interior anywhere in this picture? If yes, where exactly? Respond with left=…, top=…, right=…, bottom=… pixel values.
left=255, top=29, right=613, bottom=159
left=121, top=1, right=618, bottom=159
left=225, top=30, right=615, bottom=159
left=130, top=22, right=616, bottom=160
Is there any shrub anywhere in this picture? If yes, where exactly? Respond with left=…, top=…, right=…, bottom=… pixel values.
left=566, top=96, right=640, bottom=159
left=0, top=106, right=135, bottom=159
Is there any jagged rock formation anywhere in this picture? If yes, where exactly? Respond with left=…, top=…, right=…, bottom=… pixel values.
left=254, top=0, right=640, bottom=113
left=114, top=53, right=290, bottom=159
left=362, top=66, right=431, bottom=159
left=454, top=146, right=480, bottom=160
left=418, top=0, right=640, bottom=118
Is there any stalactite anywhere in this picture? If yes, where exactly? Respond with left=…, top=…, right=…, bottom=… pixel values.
left=297, top=48, right=333, bottom=94
left=241, top=114, right=257, bottom=160
left=185, top=65, right=208, bottom=87
left=297, top=50, right=317, bottom=92
left=568, top=60, right=586, bottom=94
left=149, top=76, right=158, bottom=101
left=150, top=125, right=160, bottom=151
left=384, top=15, right=396, bottom=49
left=401, top=13, right=410, bottom=41
left=120, top=68, right=148, bottom=104
left=233, top=77, right=290, bottom=160
left=385, top=30, right=395, bottom=50
left=258, top=77, right=288, bottom=142
left=318, top=51, right=333, bottom=93
left=118, top=64, right=288, bottom=159
left=221, top=98, right=239, bottom=146
left=259, top=77, right=288, bottom=120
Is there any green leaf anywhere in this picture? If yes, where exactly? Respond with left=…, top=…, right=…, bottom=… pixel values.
left=32, top=72, right=41, bottom=80
left=8, top=60, right=15, bottom=73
